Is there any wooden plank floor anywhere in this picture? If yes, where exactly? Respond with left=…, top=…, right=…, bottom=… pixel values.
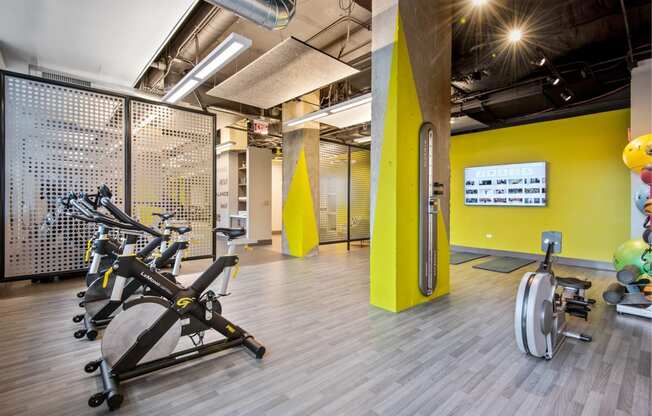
left=0, top=246, right=650, bottom=416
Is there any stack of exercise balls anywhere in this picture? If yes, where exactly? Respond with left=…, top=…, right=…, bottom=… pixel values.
left=603, top=134, right=652, bottom=305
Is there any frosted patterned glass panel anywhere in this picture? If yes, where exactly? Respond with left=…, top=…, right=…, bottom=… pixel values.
left=4, top=76, right=125, bottom=277
left=319, top=142, right=348, bottom=243
left=350, top=148, right=370, bottom=240
left=130, top=101, right=214, bottom=258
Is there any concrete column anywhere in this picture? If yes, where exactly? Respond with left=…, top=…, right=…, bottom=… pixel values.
left=370, top=0, right=452, bottom=312
left=281, top=92, right=320, bottom=257
left=630, top=59, right=652, bottom=238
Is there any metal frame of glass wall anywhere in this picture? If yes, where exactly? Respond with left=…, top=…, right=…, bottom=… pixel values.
left=319, top=139, right=370, bottom=250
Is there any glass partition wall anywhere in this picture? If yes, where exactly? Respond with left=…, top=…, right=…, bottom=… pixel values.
left=318, top=140, right=370, bottom=248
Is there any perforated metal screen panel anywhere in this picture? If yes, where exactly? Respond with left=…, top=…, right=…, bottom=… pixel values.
left=3, top=76, right=125, bottom=278
left=130, top=101, right=214, bottom=258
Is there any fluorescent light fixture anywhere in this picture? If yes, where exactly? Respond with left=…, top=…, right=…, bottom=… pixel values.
left=166, top=79, right=199, bottom=103
left=196, top=42, right=246, bottom=79
left=284, top=93, right=372, bottom=128
left=163, top=33, right=252, bottom=103
left=353, top=137, right=371, bottom=144
left=329, top=95, right=372, bottom=113
left=215, top=141, right=236, bottom=154
left=286, top=111, right=330, bottom=127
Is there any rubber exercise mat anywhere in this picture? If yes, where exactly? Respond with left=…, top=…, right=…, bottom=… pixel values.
left=473, top=257, right=535, bottom=273
left=450, top=252, right=488, bottom=265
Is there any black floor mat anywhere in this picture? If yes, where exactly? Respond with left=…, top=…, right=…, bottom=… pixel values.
left=473, top=257, right=535, bottom=273
left=450, top=252, right=488, bottom=265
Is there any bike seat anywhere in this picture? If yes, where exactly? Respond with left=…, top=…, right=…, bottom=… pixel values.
left=557, top=277, right=592, bottom=290
left=169, top=226, right=192, bottom=235
left=214, top=227, right=246, bottom=240
left=153, top=212, right=175, bottom=221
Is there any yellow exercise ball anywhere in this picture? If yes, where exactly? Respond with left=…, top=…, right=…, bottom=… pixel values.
left=623, top=133, right=652, bottom=172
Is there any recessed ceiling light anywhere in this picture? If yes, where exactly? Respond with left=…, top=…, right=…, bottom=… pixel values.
left=472, top=0, right=488, bottom=6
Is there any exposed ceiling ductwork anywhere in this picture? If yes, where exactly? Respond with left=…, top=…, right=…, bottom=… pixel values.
left=203, top=0, right=296, bottom=31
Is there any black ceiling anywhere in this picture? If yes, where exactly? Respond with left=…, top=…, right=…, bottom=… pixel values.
left=450, top=0, right=651, bottom=128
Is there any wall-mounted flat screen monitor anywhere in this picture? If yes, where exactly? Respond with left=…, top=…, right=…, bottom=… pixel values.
left=464, top=162, right=547, bottom=207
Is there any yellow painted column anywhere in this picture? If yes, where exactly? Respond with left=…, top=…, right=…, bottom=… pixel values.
left=281, top=92, right=320, bottom=257
left=370, top=0, right=452, bottom=312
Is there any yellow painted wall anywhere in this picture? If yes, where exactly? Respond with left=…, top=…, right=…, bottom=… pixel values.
left=451, top=109, right=630, bottom=262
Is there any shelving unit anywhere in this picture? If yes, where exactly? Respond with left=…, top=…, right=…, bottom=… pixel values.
left=216, top=146, right=272, bottom=243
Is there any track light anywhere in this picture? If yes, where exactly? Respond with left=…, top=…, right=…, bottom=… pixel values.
left=508, top=28, right=523, bottom=43
left=163, top=33, right=252, bottom=103
left=560, top=90, right=573, bottom=102
left=547, top=76, right=561, bottom=86
left=536, top=57, right=546, bottom=66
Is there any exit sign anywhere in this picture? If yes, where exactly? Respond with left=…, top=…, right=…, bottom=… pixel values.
left=253, top=120, right=268, bottom=135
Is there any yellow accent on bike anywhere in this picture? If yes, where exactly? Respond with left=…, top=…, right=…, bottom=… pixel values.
left=244, top=245, right=253, bottom=251
left=84, top=239, right=93, bottom=263
left=226, top=324, right=236, bottom=334
left=102, top=267, right=113, bottom=288
left=231, top=263, right=241, bottom=280
left=176, top=297, right=193, bottom=308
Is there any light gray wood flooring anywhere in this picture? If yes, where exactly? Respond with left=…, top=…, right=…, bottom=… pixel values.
left=0, top=245, right=649, bottom=416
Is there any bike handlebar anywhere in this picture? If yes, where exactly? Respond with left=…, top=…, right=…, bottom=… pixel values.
left=100, top=197, right=162, bottom=238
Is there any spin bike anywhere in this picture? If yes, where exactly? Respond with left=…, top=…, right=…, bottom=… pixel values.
left=74, top=188, right=179, bottom=299
left=83, top=230, right=265, bottom=410
left=514, top=231, right=595, bottom=360
left=64, top=194, right=191, bottom=340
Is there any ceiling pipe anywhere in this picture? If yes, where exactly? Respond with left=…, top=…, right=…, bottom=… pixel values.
left=203, top=0, right=296, bottom=30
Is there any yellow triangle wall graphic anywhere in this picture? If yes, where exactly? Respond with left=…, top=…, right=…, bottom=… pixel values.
left=283, top=148, right=319, bottom=257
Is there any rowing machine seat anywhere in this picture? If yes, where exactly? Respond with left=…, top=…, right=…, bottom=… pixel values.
left=557, top=277, right=592, bottom=291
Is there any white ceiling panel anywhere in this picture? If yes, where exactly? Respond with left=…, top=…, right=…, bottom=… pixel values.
left=0, top=0, right=195, bottom=86
left=206, top=37, right=359, bottom=109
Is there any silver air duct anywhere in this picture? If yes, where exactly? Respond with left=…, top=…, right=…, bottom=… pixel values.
left=204, top=0, right=296, bottom=30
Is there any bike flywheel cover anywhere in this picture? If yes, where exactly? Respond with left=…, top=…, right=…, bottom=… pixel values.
left=84, top=277, right=115, bottom=318
left=102, top=301, right=181, bottom=368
